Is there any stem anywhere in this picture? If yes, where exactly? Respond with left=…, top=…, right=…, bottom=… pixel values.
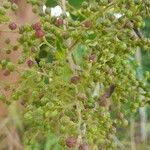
left=43, top=37, right=53, bottom=49
left=61, top=0, right=81, bottom=73
left=16, top=66, right=49, bottom=78
left=76, top=101, right=82, bottom=144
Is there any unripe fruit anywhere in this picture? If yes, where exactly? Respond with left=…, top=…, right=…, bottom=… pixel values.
left=82, top=2, right=88, bottom=9
left=6, top=49, right=11, bottom=54
left=9, top=22, right=17, bottom=30
left=62, top=32, right=69, bottom=39
left=71, top=75, right=80, bottom=84
left=13, top=45, right=18, bottom=51
left=3, top=2, right=11, bottom=9
left=66, top=137, right=77, bottom=148
left=79, top=143, right=90, bottom=150
left=83, top=20, right=92, bottom=28
left=5, top=38, right=10, bottom=44
left=27, top=60, right=34, bottom=68
left=55, top=17, right=64, bottom=26
left=35, top=30, right=45, bottom=39
left=117, top=112, right=124, bottom=119
left=6, top=63, right=15, bottom=72
left=32, top=22, right=42, bottom=31
left=31, top=47, right=36, bottom=53
left=11, top=3, right=18, bottom=11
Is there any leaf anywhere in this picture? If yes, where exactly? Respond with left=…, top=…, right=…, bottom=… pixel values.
left=46, top=0, right=84, bottom=8
left=55, top=37, right=66, bottom=60
left=69, top=0, right=85, bottom=8
left=44, top=132, right=65, bottom=150
left=61, top=64, right=72, bottom=82
left=46, top=0, right=57, bottom=7
left=73, top=44, right=88, bottom=67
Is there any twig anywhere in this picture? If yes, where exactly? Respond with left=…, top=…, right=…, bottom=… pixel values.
left=76, top=101, right=82, bottom=145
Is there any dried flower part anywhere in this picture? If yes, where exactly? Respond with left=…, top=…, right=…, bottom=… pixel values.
left=78, top=93, right=87, bottom=100
left=104, top=84, right=116, bottom=98
left=99, top=84, right=116, bottom=107
left=27, top=60, right=34, bottom=68
left=66, top=137, right=77, bottom=148
left=88, top=54, right=97, bottom=63
left=71, top=75, right=80, bottom=84
left=79, top=143, right=90, bottom=150
left=55, top=17, right=64, bottom=26
left=83, top=20, right=92, bottom=28
left=9, top=22, right=17, bottom=30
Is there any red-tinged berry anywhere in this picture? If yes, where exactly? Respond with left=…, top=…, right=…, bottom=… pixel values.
left=55, top=17, right=64, bottom=26
left=9, top=22, right=17, bottom=30
left=66, top=137, right=77, bottom=148
left=32, top=22, right=42, bottom=31
left=71, top=75, right=80, bottom=84
left=79, top=143, right=90, bottom=150
left=35, top=30, right=45, bottom=39
left=3, top=70, right=10, bottom=76
left=89, top=54, right=97, bottom=63
left=27, top=60, right=34, bottom=68
left=10, top=0, right=18, bottom=4
left=83, top=20, right=92, bottom=28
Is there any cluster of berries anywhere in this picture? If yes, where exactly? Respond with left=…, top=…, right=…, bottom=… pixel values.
left=32, top=22, right=45, bottom=39
left=66, top=137, right=90, bottom=150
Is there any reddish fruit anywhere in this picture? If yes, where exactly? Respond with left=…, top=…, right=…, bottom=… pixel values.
left=89, top=54, right=97, bottom=62
left=55, top=17, right=64, bottom=26
left=10, top=0, right=18, bottom=4
left=27, top=60, right=34, bottom=68
left=83, top=20, right=92, bottom=28
left=35, top=30, right=45, bottom=39
left=3, top=70, right=10, bottom=76
left=9, top=22, right=17, bottom=30
left=79, top=144, right=90, bottom=150
left=71, top=75, right=80, bottom=84
left=32, top=22, right=42, bottom=31
left=66, top=137, right=77, bottom=148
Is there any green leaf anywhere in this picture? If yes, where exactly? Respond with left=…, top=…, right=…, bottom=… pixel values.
left=55, top=37, right=66, bottom=60
left=44, top=132, right=64, bottom=150
left=61, top=64, right=72, bottom=82
left=46, top=0, right=57, bottom=7
left=73, top=44, right=88, bottom=67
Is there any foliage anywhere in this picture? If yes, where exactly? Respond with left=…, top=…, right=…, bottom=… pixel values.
left=0, top=0, right=150, bottom=149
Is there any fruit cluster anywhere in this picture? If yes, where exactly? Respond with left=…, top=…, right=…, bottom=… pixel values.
left=0, top=0, right=150, bottom=149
